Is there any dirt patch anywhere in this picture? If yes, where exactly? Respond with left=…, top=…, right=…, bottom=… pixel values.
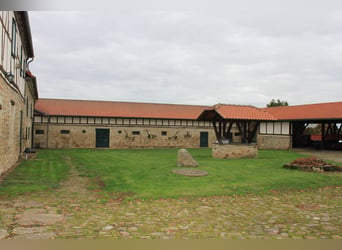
left=284, top=156, right=342, bottom=172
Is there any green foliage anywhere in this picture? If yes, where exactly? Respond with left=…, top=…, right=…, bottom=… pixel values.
left=267, top=99, right=289, bottom=107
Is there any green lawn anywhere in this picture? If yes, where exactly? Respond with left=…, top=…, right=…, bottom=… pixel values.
left=0, top=150, right=70, bottom=195
left=0, top=148, right=341, bottom=199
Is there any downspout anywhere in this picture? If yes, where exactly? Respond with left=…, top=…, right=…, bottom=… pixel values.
left=27, top=56, right=35, bottom=148
left=27, top=57, right=34, bottom=71
left=31, top=121, right=34, bottom=148
left=46, top=115, right=50, bottom=149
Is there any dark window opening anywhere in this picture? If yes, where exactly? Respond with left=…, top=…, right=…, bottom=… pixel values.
left=26, top=97, right=28, bottom=117
left=11, top=18, right=16, bottom=57
left=35, top=129, right=44, bottom=134
left=161, top=131, right=167, bottom=136
left=132, top=131, right=140, bottom=135
left=61, top=130, right=70, bottom=134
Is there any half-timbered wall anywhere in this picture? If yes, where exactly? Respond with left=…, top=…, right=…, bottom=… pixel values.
left=33, top=115, right=223, bottom=149
left=257, top=121, right=292, bottom=149
left=0, top=11, right=35, bottom=176
left=259, top=121, right=291, bottom=136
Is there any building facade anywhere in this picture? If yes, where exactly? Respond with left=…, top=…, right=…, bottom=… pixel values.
left=0, top=11, right=37, bottom=175
left=33, top=100, right=342, bottom=151
left=257, top=121, right=292, bottom=150
left=33, top=99, right=245, bottom=149
left=261, top=102, right=342, bottom=150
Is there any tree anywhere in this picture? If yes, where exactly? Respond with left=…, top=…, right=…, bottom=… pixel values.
left=267, top=99, right=289, bottom=107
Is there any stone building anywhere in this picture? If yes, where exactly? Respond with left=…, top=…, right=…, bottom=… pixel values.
left=197, top=102, right=342, bottom=151
left=0, top=11, right=38, bottom=175
left=33, top=99, right=224, bottom=149
left=260, top=102, right=342, bottom=150
left=33, top=99, right=342, bottom=151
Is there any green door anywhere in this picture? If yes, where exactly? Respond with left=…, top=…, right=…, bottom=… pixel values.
left=96, top=129, right=110, bottom=148
left=200, top=131, right=209, bottom=147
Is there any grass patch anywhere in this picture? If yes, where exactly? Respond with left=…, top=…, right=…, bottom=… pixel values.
left=68, top=148, right=342, bottom=199
left=0, top=148, right=341, bottom=199
left=0, top=150, right=70, bottom=196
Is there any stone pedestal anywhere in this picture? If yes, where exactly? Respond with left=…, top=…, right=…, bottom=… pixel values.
left=212, top=143, right=258, bottom=159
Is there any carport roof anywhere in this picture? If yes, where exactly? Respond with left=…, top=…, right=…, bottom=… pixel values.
left=197, top=104, right=277, bottom=121
left=263, top=101, right=342, bottom=121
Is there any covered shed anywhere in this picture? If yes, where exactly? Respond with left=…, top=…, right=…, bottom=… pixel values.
left=198, top=104, right=277, bottom=144
left=264, top=102, right=342, bottom=150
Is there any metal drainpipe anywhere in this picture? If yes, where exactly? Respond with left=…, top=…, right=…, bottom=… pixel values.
left=31, top=122, right=34, bottom=148
left=27, top=57, right=34, bottom=148
left=46, top=115, right=49, bottom=149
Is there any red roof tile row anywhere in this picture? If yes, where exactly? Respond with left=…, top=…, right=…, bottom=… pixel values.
left=35, top=99, right=342, bottom=121
left=208, top=104, right=277, bottom=121
left=264, top=102, right=342, bottom=121
left=35, top=99, right=208, bottom=120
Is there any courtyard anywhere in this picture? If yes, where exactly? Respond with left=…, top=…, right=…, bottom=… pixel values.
left=0, top=148, right=341, bottom=239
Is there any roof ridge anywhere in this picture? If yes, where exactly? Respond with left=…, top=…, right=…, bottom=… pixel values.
left=214, top=103, right=261, bottom=109
left=38, top=98, right=209, bottom=108
left=264, top=101, right=342, bottom=109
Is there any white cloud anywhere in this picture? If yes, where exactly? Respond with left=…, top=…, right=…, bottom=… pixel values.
left=29, top=1, right=342, bottom=107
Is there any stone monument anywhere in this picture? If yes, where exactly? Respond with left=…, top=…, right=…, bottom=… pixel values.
left=177, top=148, right=199, bottom=167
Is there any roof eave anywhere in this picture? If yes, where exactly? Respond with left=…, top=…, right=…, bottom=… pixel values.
left=14, top=11, right=34, bottom=58
left=25, top=70, right=38, bottom=100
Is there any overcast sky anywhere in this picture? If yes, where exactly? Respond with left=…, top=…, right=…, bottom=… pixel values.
left=27, top=0, right=342, bottom=107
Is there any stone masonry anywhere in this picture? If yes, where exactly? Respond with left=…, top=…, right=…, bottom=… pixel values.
left=212, top=143, right=258, bottom=159
left=0, top=76, right=35, bottom=176
left=33, top=123, right=217, bottom=149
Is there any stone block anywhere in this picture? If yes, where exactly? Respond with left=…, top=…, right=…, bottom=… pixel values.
left=177, top=148, right=199, bottom=167
left=212, top=143, right=258, bottom=159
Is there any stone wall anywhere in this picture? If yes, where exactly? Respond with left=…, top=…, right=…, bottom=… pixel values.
left=0, top=75, right=35, bottom=175
left=1, top=77, right=20, bottom=175
left=33, top=123, right=217, bottom=149
left=257, top=134, right=292, bottom=150
left=212, top=143, right=258, bottom=159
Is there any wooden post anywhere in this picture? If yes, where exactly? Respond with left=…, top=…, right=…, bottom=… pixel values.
left=243, top=121, right=247, bottom=144
left=224, top=121, right=234, bottom=140
left=247, top=121, right=259, bottom=143
left=321, top=122, right=325, bottom=150
left=212, top=121, right=220, bottom=143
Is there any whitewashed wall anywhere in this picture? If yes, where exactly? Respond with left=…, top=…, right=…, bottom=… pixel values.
left=259, top=121, right=290, bottom=135
left=0, top=11, right=27, bottom=96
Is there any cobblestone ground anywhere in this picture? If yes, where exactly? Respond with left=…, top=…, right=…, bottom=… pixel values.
left=0, top=151, right=341, bottom=239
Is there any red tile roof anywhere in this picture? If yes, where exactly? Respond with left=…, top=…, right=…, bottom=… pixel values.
left=35, top=99, right=342, bottom=122
left=198, top=104, right=277, bottom=121
left=35, top=98, right=209, bottom=120
left=264, top=102, right=342, bottom=121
